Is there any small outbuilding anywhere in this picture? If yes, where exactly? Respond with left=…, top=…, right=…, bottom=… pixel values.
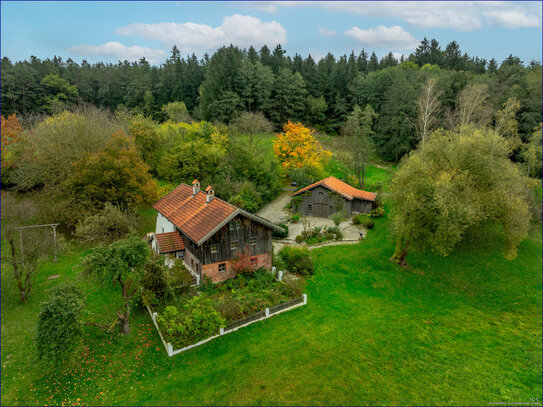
left=291, top=176, right=376, bottom=218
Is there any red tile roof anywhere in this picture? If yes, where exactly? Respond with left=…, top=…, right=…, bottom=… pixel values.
left=292, top=176, right=376, bottom=202
left=153, top=184, right=238, bottom=245
left=154, top=231, right=185, bottom=254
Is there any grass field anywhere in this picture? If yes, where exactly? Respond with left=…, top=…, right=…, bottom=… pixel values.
left=2, top=208, right=541, bottom=406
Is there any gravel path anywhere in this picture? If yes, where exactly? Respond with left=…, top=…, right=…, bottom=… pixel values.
left=257, top=191, right=291, bottom=224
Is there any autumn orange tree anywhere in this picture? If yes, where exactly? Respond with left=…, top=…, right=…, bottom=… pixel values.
left=273, top=121, right=331, bottom=171
left=1, top=114, right=23, bottom=183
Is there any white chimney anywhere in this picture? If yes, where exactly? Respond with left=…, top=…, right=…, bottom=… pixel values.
left=205, top=185, right=215, bottom=203
left=192, top=179, right=200, bottom=195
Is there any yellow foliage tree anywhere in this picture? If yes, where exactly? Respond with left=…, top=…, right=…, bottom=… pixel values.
left=273, top=121, right=331, bottom=171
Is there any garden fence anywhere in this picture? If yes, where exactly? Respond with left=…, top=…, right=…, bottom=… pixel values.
left=146, top=293, right=307, bottom=357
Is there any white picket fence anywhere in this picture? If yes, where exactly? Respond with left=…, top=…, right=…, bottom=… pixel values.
left=146, top=293, right=307, bottom=357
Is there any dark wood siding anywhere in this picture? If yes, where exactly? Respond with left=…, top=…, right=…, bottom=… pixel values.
left=183, top=215, right=272, bottom=265
left=297, top=186, right=351, bottom=218
left=351, top=198, right=373, bottom=214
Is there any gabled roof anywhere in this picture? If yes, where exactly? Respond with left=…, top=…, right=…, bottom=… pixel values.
left=154, top=231, right=185, bottom=254
left=292, top=176, right=376, bottom=202
left=153, top=183, right=283, bottom=246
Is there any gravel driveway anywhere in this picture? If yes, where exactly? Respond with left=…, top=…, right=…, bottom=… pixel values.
left=256, top=191, right=292, bottom=224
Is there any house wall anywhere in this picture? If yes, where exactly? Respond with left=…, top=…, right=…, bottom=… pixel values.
left=351, top=198, right=373, bottom=214
left=296, top=186, right=351, bottom=218
left=201, top=253, right=272, bottom=283
left=155, top=213, right=176, bottom=234
left=181, top=215, right=273, bottom=283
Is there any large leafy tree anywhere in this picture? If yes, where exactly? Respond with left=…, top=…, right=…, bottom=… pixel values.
left=390, top=126, right=531, bottom=266
left=343, top=104, right=378, bottom=188
left=1, top=113, right=23, bottom=184
left=273, top=121, right=331, bottom=171
left=66, top=130, right=158, bottom=210
left=81, top=236, right=149, bottom=335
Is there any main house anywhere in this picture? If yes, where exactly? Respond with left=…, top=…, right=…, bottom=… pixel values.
left=151, top=180, right=283, bottom=284
left=292, top=176, right=376, bottom=218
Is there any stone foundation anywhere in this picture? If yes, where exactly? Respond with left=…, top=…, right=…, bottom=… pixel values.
left=202, top=253, right=272, bottom=283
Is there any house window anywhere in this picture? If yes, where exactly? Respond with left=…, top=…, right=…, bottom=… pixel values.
left=211, top=244, right=218, bottom=254
left=308, top=204, right=312, bottom=213
left=250, top=237, right=257, bottom=246
left=218, top=263, right=226, bottom=273
left=190, top=258, right=194, bottom=269
left=162, top=227, right=164, bottom=233
left=329, top=206, right=334, bottom=215
left=250, top=257, right=258, bottom=269
left=318, top=191, right=323, bottom=196
left=231, top=241, right=238, bottom=251
left=229, top=220, right=241, bottom=230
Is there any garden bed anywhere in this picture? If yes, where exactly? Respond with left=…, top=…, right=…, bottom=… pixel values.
left=148, top=269, right=306, bottom=354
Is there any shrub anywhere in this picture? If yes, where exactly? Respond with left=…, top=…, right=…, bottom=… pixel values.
left=141, top=256, right=171, bottom=307
left=272, top=223, right=289, bottom=239
left=278, top=246, right=314, bottom=276
left=36, top=284, right=85, bottom=365
left=363, top=219, right=375, bottom=229
left=289, top=213, right=301, bottom=223
left=167, top=260, right=193, bottom=295
left=352, top=214, right=365, bottom=225
left=229, top=111, right=273, bottom=136
left=75, top=202, right=136, bottom=244
left=374, top=193, right=384, bottom=208
left=295, top=235, right=304, bottom=243
left=369, top=207, right=385, bottom=218
left=330, top=212, right=345, bottom=226
left=157, top=297, right=226, bottom=349
left=326, top=226, right=343, bottom=239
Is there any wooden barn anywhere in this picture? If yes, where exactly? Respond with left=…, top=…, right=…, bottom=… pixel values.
left=151, top=180, right=283, bottom=284
left=292, top=176, right=376, bottom=218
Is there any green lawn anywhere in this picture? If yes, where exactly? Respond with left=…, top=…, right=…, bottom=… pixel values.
left=2, top=211, right=541, bottom=405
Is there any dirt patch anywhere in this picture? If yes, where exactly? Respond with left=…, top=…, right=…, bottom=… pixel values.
left=47, top=274, right=60, bottom=280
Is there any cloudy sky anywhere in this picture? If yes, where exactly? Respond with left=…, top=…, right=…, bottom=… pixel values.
left=1, top=1, right=541, bottom=64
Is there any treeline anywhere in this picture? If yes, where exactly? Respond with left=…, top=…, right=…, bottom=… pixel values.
left=1, top=38, right=541, bottom=162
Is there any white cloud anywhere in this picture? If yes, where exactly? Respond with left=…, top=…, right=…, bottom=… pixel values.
left=116, top=14, right=287, bottom=52
left=67, top=42, right=166, bottom=63
left=483, top=9, right=540, bottom=29
left=257, top=1, right=542, bottom=31
left=318, top=27, right=336, bottom=37
left=247, top=1, right=279, bottom=14
left=345, top=25, right=419, bottom=49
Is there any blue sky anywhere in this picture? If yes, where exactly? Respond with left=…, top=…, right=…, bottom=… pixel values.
left=1, top=1, right=541, bottom=65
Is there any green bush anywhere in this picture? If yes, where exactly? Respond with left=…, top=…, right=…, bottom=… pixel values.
left=369, top=207, right=385, bottom=218
left=289, top=213, right=301, bottom=223
left=272, top=223, right=289, bottom=239
left=295, top=235, right=304, bottom=243
left=74, top=203, right=136, bottom=244
left=278, top=246, right=314, bottom=276
left=363, top=219, right=375, bottom=229
left=157, top=296, right=226, bottom=349
left=326, top=226, right=343, bottom=239
left=36, top=284, right=85, bottom=365
left=141, top=257, right=171, bottom=307
left=330, top=212, right=345, bottom=226
left=352, top=214, right=365, bottom=225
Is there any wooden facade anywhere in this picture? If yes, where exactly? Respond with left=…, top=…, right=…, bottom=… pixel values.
left=182, top=214, right=272, bottom=266
left=295, top=185, right=373, bottom=218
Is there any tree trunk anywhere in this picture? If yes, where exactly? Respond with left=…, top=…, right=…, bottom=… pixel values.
left=391, top=236, right=409, bottom=267
left=119, top=277, right=131, bottom=335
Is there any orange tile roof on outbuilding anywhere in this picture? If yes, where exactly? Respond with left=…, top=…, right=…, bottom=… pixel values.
left=292, top=176, right=376, bottom=202
left=153, top=183, right=283, bottom=246
left=154, top=231, right=185, bottom=254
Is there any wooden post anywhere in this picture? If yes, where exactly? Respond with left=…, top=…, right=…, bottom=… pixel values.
left=52, top=225, right=58, bottom=262
left=18, top=229, right=24, bottom=262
